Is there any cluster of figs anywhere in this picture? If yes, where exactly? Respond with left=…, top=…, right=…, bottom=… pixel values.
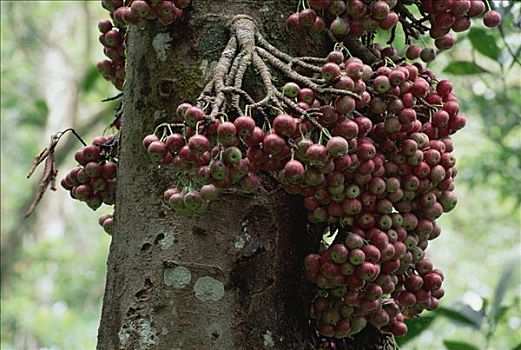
left=143, top=45, right=466, bottom=341
left=61, top=135, right=118, bottom=235
left=287, top=0, right=501, bottom=63
left=87, top=0, right=504, bottom=344
left=97, top=0, right=192, bottom=89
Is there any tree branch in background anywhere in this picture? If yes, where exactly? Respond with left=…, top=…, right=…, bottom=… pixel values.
left=498, top=23, right=521, bottom=68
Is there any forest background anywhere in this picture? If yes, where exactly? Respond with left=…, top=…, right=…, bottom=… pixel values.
left=0, top=1, right=520, bottom=349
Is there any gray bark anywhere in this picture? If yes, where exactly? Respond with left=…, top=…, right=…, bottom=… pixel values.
left=97, top=1, right=330, bottom=349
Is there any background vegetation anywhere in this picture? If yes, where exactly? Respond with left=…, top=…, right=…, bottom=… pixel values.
left=1, top=1, right=519, bottom=349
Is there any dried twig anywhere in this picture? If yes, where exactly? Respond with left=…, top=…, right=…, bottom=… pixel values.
left=25, top=128, right=86, bottom=218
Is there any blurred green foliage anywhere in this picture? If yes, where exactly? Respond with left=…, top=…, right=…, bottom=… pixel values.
left=1, top=1, right=520, bottom=350
left=1, top=2, right=115, bottom=349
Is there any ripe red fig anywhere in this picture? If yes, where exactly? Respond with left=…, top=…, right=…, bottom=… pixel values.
left=406, top=45, right=421, bottom=60
left=286, top=12, right=301, bottom=31
left=173, top=0, right=191, bottom=9
left=321, top=62, right=341, bottom=81
left=242, top=127, right=263, bottom=147
left=75, top=184, right=94, bottom=202
left=389, top=320, right=408, bottom=337
left=304, top=253, right=322, bottom=272
left=468, top=0, right=485, bottom=17
left=83, top=145, right=101, bottom=162
left=103, top=217, right=114, bottom=234
left=168, top=192, right=186, bottom=211
left=329, top=243, right=350, bottom=264
left=404, top=274, right=424, bottom=292
left=104, top=29, right=122, bottom=47
left=217, top=121, right=237, bottom=144
left=348, top=248, right=365, bottom=266
left=435, top=34, right=455, bottom=50
left=184, top=191, right=203, bottom=211
left=483, top=10, right=501, bottom=27
left=362, top=243, right=382, bottom=262
left=420, top=47, right=436, bottom=63
left=210, top=160, right=228, bottom=180
left=187, top=134, right=209, bottom=156
left=263, top=133, right=286, bottom=155
left=163, top=133, right=183, bottom=154
left=373, top=75, right=391, bottom=93
left=130, top=0, right=151, bottom=18
left=416, top=258, right=433, bottom=275
left=298, top=88, right=315, bottom=105
left=423, top=272, right=443, bottom=291
left=326, top=136, right=349, bottom=158
left=234, top=116, right=256, bottom=138
left=299, top=8, right=317, bottom=28
left=147, top=141, right=167, bottom=162
left=98, top=19, right=113, bottom=34
left=306, top=144, right=329, bottom=165
left=273, top=114, right=297, bottom=137
left=283, top=160, right=305, bottom=183
left=143, top=134, right=159, bottom=149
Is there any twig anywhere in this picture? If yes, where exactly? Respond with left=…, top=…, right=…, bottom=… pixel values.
left=231, top=51, right=251, bottom=110
left=498, top=23, right=521, bottom=68
left=256, top=47, right=361, bottom=101
left=209, top=36, right=239, bottom=119
left=249, top=52, right=277, bottom=109
left=101, top=93, right=123, bottom=102
left=254, top=31, right=322, bottom=73
left=25, top=128, right=86, bottom=217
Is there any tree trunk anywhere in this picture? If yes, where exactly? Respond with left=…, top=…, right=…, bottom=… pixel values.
left=97, top=2, right=330, bottom=349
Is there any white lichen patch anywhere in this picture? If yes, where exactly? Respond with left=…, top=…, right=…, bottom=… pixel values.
left=234, top=234, right=247, bottom=249
left=118, top=316, right=158, bottom=349
left=194, top=276, right=225, bottom=302
left=118, top=326, right=130, bottom=346
left=263, top=330, right=275, bottom=348
left=137, top=317, right=158, bottom=348
left=158, top=231, right=174, bottom=250
left=199, top=59, right=210, bottom=78
left=235, top=220, right=251, bottom=249
left=152, top=33, right=172, bottom=62
left=164, top=266, right=191, bottom=289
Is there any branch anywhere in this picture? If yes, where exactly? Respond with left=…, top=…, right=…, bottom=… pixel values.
left=256, top=47, right=361, bottom=101
left=209, top=36, right=238, bottom=119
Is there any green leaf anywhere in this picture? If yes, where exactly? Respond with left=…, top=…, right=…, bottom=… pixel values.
left=396, top=315, right=437, bottom=346
left=19, top=98, right=48, bottom=127
left=443, top=340, right=480, bottom=350
left=35, top=98, right=48, bottom=115
left=435, top=306, right=482, bottom=329
left=495, top=305, right=511, bottom=323
left=468, top=27, right=500, bottom=61
left=490, top=260, right=518, bottom=323
left=443, top=61, right=491, bottom=75
left=80, top=65, right=100, bottom=93
left=511, top=343, right=521, bottom=350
